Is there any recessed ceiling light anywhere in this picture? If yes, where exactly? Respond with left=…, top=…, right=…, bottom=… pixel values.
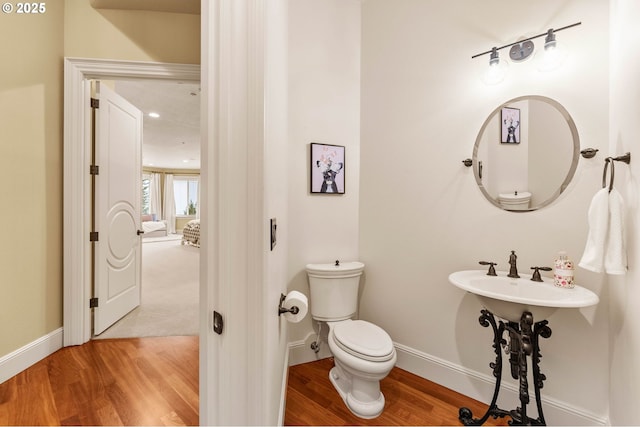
left=183, top=159, right=189, bottom=163
left=148, top=112, right=160, bottom=118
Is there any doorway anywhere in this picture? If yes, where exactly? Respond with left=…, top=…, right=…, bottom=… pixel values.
left=63, top=58, right=201, bottom=345
left=92, top=79, right=201, bottom=339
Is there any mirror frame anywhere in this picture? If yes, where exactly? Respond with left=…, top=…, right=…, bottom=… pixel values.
left=472, top=95, right=580, bottom=212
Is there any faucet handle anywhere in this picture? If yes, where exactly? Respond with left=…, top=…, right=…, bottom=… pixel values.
left=479, top=261, right=497, bottom=276
left=530, top=266, right=552, bottom=282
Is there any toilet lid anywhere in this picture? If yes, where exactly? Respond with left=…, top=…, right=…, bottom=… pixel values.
left=332, top=320, right=395, bottom=362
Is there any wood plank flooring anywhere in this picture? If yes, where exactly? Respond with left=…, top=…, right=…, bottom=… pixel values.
left=1, top=336, right=506, bottom=426
left=0, top=336, right=198, bottom=426
left=284, top=358, right=509, bottom=426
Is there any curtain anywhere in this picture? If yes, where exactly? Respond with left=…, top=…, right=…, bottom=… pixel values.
left=163, top=174, right=176, bottom=234
left=150, top=173, right=162, bottom=220
left=196, top=176, right=201, bottom=220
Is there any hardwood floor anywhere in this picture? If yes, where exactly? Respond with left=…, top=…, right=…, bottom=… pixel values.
left=284, top=358, right=509, bottom=426
left=0, top=336, right=198, bottom=426
left=2, top=337, right=505, bottom=426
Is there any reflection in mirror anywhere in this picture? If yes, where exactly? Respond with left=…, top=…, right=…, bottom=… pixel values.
left=472, top=96, right=579, bottom=212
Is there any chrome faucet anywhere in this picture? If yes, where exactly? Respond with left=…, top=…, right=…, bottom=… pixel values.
left=508, top=250, right=520, bottom=278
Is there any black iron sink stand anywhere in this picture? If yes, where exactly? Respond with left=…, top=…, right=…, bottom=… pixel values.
left=458, top=310, right=552, bottom=426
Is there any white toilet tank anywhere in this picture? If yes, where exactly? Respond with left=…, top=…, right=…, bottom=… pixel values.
left=498, top=191, right=531, bottom=211
left=306, top=261, right=364, bottom=321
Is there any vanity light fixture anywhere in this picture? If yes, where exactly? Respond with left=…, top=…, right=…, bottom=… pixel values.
left=473, top=22, right=580, bottom=83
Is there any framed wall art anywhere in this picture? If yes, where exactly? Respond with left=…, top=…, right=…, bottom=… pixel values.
left=310, top=143, right=345, bottom=194
left=501, top=107, right=521, bottom=144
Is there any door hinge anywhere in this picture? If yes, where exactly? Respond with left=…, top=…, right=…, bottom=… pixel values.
left=89, top=298, right=99, bottom=308
left=90, top=98, right=99, bottom=109
left=89, top=165, right=99, bottom=175
left=89, top=231, right=99, bottom=242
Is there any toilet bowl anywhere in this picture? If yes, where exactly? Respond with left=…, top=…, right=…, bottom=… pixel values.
left=306, top=261, right=397, bottom=419
left=327, top=319, right=397, bottom=418
left=498, top=191, right=531, bottom=210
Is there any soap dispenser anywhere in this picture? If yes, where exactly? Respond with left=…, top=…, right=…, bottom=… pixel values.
left=554, top=251, right=575, bottom=288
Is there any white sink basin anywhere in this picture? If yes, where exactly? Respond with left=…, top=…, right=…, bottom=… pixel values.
left=449, top=270, right=599, bottom=322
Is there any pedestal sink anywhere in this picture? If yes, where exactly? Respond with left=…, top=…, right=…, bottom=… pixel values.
left=449, top=269, right=599, bottom=425
left=449, top=270, right=599, bottom=322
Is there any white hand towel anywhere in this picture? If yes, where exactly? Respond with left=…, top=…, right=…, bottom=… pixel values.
left=579, top=188, right=609, bottom=273
left=604, top=188, right=627, bottom=274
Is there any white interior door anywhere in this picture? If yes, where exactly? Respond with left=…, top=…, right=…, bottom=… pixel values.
left=93, top=81, right=143, bottom=336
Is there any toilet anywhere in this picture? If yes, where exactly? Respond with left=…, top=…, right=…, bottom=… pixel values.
left=498, top=191, right=532, bottom=210
left=306, top=261, right=397, bottom=419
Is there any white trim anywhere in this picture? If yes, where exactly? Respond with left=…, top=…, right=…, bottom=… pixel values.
left=286, top=339, right=609, bottom=425
left=393, top=342, right=610, bottom=426
left=199, top=2, right=218, bottom=425
left=288, top=337, right=312, bottom=366
left=247, top=0, right=267, bottom=424
left=63, top=57, right=200, bottom=347
left=288, top=331, right=332, bottom=366
left=0, top=328, right=63, bottom=385
left=278, top=344, right=290, bottom=426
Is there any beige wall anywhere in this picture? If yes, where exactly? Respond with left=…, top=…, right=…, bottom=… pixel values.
left=287, top=0, right=362, bottom=347
left=64, top=0, right=200, bottom=63
left=608, top=1, right=640, bottom=424
left=0, top=1, right=199, bottom=359
left=0, top=3, right=64, bottom=357
left=360, top=0, right=610, bottom=422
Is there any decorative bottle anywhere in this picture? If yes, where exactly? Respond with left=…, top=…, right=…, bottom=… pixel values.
left=554, top=251, right=575, bottom=288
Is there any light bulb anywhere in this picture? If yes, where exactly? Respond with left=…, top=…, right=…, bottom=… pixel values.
left=482, top=47, right=508, bottom=85
left=536, top=29, right=568, bottom=72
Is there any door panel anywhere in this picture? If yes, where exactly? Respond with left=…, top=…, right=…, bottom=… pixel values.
left=94, top=81, right=143, bottom=336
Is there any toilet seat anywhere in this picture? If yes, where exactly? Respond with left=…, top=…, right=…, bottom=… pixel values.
left=332, top=320, right=395, bottom=362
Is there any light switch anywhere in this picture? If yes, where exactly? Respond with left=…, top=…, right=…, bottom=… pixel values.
left=270, top=218, right=277, bottom=250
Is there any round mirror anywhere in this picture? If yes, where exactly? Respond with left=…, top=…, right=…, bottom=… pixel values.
left=472, top=95, right=579, bottom=211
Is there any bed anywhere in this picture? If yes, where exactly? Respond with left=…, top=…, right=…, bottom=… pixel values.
left=182, top=219, right=200, bottom=247
left=141, top=215, right=168, bottom=238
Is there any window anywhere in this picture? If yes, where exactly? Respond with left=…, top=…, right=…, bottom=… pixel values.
left=174, top=176, right=199, bottom=216
left=142, top=175, right=151, bottom=215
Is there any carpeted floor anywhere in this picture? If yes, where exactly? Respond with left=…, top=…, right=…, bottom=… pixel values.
left=94, top=238, right=199, bottom=339
left=142, top=233, right=183, bottom=243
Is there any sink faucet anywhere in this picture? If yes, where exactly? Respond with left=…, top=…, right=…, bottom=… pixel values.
left=508, top=250, right=520, bottom=278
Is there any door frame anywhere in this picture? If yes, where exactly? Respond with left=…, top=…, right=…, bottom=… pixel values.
left=63, top=57, right=201, bottom=346
left=64, top=1, right=281, bottom=423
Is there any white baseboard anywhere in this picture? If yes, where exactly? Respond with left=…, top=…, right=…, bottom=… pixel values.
left=278, top=344, right=290, bottom=426
left=286, top=335, right=608, bottom=425
left=394, top=342, right=609, bottom=426
left=0, top=328, right=63, bottom=384
left=288, top=331, right=332, bottom=366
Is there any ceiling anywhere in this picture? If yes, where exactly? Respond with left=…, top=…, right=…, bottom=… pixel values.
left=114, top=80, right=201, bottom=170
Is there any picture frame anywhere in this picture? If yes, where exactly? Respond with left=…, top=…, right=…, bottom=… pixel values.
left=501, top=107, right=521, bottom=144
left=310, top=143, right=345, bottom=194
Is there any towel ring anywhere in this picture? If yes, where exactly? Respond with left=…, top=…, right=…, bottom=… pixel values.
left=602, top=158, right=615, bottom=193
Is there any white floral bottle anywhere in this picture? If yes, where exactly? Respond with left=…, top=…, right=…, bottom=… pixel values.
left=554, top=251, right=575, bottom=288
